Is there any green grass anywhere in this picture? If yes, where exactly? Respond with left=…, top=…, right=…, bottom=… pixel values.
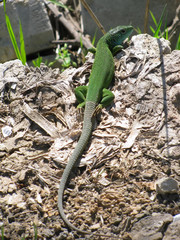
left=3, top=0, right=26, bottom=65
left=1, top=225, right=4, bottom=240
left=135, top=4, right=180, bottom=50
left=149, top=4, right=180, bottom=50
left=149, top=4, right=167, bottom=39
left=175, top=34, right=180, bottom=50
left=33, top=223, right=38, bottom=240
left=32, top=54, right=43, bottom=67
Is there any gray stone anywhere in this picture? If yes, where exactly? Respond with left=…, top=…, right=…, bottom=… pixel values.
left=163, top=220, right=180, bottom=240
left=173, top=214, right=180, bottom=223
left=129, top=213, right=173, bottom=240
left=0, top=0, right=54, bottom=63
left=155, top=177, right=179, bottom=195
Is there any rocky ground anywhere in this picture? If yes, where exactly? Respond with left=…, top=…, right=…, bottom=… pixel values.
left=0, top=35, right=180, bottom=239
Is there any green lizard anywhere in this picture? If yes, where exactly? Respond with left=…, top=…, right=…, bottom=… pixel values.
left=58, top=25, right=133, bottom=234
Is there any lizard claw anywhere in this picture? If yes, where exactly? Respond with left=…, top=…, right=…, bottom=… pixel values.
left=92, top=104, right=103, bottom=117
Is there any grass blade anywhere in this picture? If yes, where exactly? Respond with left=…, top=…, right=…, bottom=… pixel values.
left=1, top=225, right=4, bottom=240
left=154, top=21, right=162, bottom=38
left=154, top=4, right=167, bottom=38
left=33, top=223, right=38, bottom=240
left=165, top=29, right=168, bottom=40
left=3, top=0, right=22, bottom=61
left=5, top=14, right=22, bottom=61
left=149, top=4, right=167, bottom=38
left=175, top=34, right=180, bottom=50
left=91, top=29, right=97, bottom=46
left=19, top=19, right=26, bottom=64
left=134, top=27, right=142, bottom=34
left=149, top=10, right=158, bottom=27
left=149, top=26, right=155, bottom=34
left=32, top=54, right=42, bottom=67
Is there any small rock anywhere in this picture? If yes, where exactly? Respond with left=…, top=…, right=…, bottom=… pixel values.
left=173, top=213, right=180, bottom=222
left=163, top=220, right=180, bottom=240
left=16, top=202, right=26, bottom=209
left=90, top=223, right=101, bottom=230
left=142, top=169, right=155, bottom=179
left=168, top=146, right=180, bottom=159
left=129, top=213, right=173, bottom=240
left=58, top=232, right=68, bottom=240
left=17, top=169, right=27, bottom=181
left=155, top=177, right=179, bottom=195
left=1, top=126, right=12, bottom=137
left=41, top=228, right=54, bottom=238
left=0, top=177, right=17, bottom=193
left=98, top=177, right=111, bottom=186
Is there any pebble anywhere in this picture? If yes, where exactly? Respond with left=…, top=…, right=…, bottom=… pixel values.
left=173, top=213, right=180, bottom=222
left=155, top=177, right=179, bottom=195
left=129, top=213, right=173, bottom=240
left=163, top=220, right=180, bottom=240
left=1, top=126, right=12, bottom=137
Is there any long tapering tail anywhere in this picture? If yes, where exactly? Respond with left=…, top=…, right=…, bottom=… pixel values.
left=58, top=101, right=96, bottom=233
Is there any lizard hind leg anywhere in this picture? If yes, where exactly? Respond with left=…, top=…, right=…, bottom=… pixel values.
left=100, top=88, right=115, bottom=107
left=93, top=88, right=115, bottom=116
left=74, top=85, right=88, bottom=108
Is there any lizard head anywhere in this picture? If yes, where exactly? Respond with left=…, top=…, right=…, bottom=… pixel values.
left=105, top=25, right=133, bottom=50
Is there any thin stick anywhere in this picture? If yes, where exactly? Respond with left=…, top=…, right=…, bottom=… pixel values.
left=144, top=0, right=150, bottom=33
left=80, top=0, right=106, bottom=35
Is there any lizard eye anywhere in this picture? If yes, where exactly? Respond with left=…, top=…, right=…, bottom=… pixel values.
left=121, top=29, right=126, bottom=34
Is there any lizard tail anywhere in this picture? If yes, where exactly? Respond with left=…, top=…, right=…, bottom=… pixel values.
left=58, top=101, right=96, bottom=233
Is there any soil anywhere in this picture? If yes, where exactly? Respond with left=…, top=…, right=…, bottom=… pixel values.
left=0, top=35, right=180, bottom=240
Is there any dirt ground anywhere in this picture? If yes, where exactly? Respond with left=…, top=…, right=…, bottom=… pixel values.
left=0, top=35, right=180, bottom=239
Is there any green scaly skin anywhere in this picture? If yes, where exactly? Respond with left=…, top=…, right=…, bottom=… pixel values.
left=58, top=25, right=133, bottom=234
